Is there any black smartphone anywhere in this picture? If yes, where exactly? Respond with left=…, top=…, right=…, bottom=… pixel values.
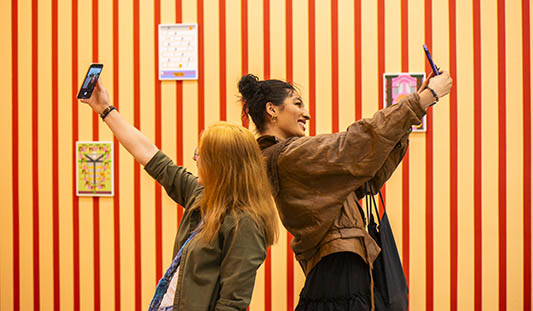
left=423, top=45, right=439, bottom=76
left=77, top=63, right=104, bottom=99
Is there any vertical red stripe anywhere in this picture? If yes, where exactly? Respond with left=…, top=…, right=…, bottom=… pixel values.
left=263, top=1, right=271, bottom=310
left=154, top=0, right=163, bottom=281
left=354, top=0, right=361, bottom=121
left=331, top=0, right=338, bottom=133
left=308, top=0, right=316, bottom=136
left=112, top=0, right=121, bottom=309
left=176, top=0, right=184, bottom=224
left=11, top=0, right=20, bottom=309
left=448, top=0, right=458, bottom=310
left=400, top=0, right=410, bottom=285
left=71, top=0, right=80, bottom=309
left=285, top=1, right=294, bottom=309
left=91, top=1, right=101, bottom=309
left=198, top=0, right=204, bottom=134
left=377, top=0, right=386, bottom=208
left=424, top=2, right=434, bottom=311
left=51, top=0, right=60, bottom=309
left=473, top=0, right=483, bottom=310
left=286, top=0, right=293, bottom=83
left=497, top=0, right=507, bottom=309
left=133, top=0, right=142, bottom=310
left=265, top=248, right=272, bottom=311
left=240, top=0, right=249, bottom=128
left=522, top=1, right=532, bottom=310
left=31, top=0, right=41, bottom=309
left=241, top=0, right=248, bottom=76
left=219, top=0, right=227, bottom=121
left=263, top=0, right=270, bottom=80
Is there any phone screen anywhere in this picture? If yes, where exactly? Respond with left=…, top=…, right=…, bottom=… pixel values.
left=423, top=45, right=439, bottom=76
left=77, top=64, right=104, bottom=99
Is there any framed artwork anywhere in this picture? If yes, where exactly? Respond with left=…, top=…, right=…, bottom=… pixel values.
left=383, top=72, right=426, bottom=132
left=158, top=23, right=198, bottom=80
left=76, top=141, right=114, bottom=197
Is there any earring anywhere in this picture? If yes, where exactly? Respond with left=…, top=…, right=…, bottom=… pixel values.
left=271, top=115, right=277, bottom=122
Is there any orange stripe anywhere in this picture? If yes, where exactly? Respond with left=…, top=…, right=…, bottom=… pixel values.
left=154, top=0, right=163, bottom=281
left=263, top=0, right=270, bottom=79
left=522, top=0, right=532, bottom=309
left=354, top=0, right=361, bottom=121
left=448, top=0, right=458, bottom=309
left=133, top=0, right=142, bottom=309
left=285, top=1, right=294, bottom=309
left=377, top=0, right=386, bottom=208
left=473, top=0, right=482, bottom=309
left=11, top=0, right=20, bottom=308
left=175, top=0, right=184, bottom=224
left=52, top=0, right=60, bottom=308
left=31, top=0, right=41, bottom=308
left=71, top=0, right=80, bottom=309
left=240, top=0, right=249, bottom=128
left=308, top=0, right=316, bottom=137
left=92, top=1, right=101, bottom=310
left=497, top=0, right=507, bottom=309
left=219, top=0, right=227, bottom=121
left=424, top=2, right=434, bottom=310
left=400, top=0, right=410, bottom=285
left=112, top=0, right=121, bottom=308
left=263, top=1, right=271, bottom=310
left=198, top=0, right=204, bottom=134
left=331, top=0, right=338, bottom=133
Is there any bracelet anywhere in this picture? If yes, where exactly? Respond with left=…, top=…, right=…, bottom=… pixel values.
left=100, top=105, right=116, bottom=120
left=425, top=86, right=439, bottom=103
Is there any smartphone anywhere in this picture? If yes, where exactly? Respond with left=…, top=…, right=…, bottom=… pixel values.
left=423, top=45, right=439, bottom=76
left=77, top=63, right=104, bottom=99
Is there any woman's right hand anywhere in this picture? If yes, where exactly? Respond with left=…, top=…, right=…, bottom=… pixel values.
left=80, top=80, right=111, bottom=115
left=427, top=71, right=453, bottom=99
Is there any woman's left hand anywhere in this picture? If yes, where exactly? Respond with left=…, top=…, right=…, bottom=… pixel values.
left=80, top=80, right=111, bottom=115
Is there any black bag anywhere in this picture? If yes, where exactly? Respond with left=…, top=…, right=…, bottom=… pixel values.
left=357, top=184, right=409, bottom=311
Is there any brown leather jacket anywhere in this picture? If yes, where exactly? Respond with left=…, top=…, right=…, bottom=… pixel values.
left=259, top=93, right=425, bottom=275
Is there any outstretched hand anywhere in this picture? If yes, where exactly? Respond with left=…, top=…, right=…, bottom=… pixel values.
left=80, top=80, right=111, bottom=115
left=427, top=71, right=453, bottom=99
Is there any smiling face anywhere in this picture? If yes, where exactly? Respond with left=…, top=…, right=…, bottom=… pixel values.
left=267, top=92, right=310, bottom=139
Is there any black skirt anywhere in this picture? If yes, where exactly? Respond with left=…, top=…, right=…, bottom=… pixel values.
left=295, top=252, right=372, bottom=311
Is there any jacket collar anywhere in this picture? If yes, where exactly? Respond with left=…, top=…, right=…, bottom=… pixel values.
left=257, top=135, right=280, bottom=150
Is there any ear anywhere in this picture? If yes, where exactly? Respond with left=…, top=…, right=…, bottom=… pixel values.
left=265, top=102, right=277, bottom=118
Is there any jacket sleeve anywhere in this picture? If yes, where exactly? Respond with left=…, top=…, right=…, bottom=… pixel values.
left=215, top=217, right=267, bottom=311
left=354, top=132, right=410, bottom=198
left=277, top=93, right=425, bottom=204
left=144, top=150, right=203, bottom=208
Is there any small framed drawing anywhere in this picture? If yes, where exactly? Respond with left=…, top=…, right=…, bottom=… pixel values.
left=76, top=141, right=114, bottom=197
left=383, top=72, right=426, bottom=132
left=159, top=23, right=198, bottom=80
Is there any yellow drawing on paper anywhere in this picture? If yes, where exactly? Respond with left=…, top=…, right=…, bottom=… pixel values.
left=76, top=141, right=114, bottom=196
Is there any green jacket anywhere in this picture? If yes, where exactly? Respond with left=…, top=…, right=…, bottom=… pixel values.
left=145, top=151, right=267, bottom=311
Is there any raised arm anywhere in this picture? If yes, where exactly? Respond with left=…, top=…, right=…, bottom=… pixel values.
left=80, top=80, right=158, bottom=166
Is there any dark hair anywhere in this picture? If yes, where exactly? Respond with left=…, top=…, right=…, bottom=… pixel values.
left=238, top=74, right=295, bottom=133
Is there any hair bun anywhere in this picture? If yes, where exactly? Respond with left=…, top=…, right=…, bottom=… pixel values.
left=238, top=74, right=261, bottom=101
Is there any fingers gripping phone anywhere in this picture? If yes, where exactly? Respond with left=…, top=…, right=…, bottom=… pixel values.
left=77, top=64, right=104, bottom=99
left=423, top=45, right=440, bottom=76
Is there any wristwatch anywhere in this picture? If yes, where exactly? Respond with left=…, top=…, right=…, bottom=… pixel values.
left=100, top=105, right=116, bottom=120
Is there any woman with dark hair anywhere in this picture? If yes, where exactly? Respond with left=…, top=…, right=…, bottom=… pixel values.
left=238, top=72, right=452, bottom=310
left=81, top=80, right=279, bottom=311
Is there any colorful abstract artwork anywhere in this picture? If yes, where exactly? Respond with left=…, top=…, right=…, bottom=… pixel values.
left=76, top=141, right=114, bottom=196
left=383, top=72, right=427, bottom=132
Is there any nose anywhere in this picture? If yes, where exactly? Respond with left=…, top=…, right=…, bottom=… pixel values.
left=302, top=108, right=311, bottom=120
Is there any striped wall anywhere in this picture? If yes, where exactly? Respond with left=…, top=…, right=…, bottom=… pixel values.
left=0, top=0, right=531, bottom=310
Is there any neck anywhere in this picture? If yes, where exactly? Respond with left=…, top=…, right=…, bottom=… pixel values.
left=261, top=126, right=289, bottom=141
